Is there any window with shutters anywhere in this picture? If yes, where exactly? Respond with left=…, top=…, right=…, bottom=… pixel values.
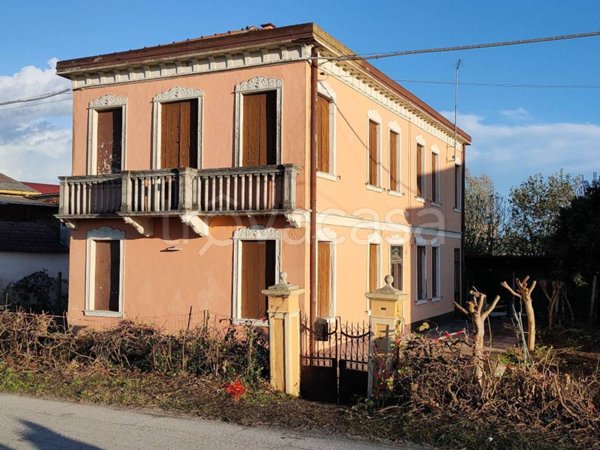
left=234, top=77, right=282, bottom=167
left=368, top=243, right=380, bottom=292
left=416, top=245, right=427, bottom=302
left=87, top=94, right=127, bottom=176
left=242, top=92, right=277, bottom=166
left=85, top=228, right=124, bottom=317
left=431, top=149, right=440, bottom=203
left=368, top=120, right=380, bottom=187
left=160, top=99, right=199, bottom=169
left=389, top=130, right=400, bottom=192
left=454, top=163, right=462, bottom=210
left=151, top=87, right=203, bottom=170
left=390, top=245, right=403, bottom=291
left=432, top=245, right=440, bottom=299
left=317, top=241, right=333, bottom=318
left=317, top=94, right=332, bottom=174
left=416, top=143, right=425, bottom=199
left=239, top=240, right=276, bottom=321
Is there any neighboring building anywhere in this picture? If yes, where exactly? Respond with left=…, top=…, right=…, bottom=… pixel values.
left=55, top=23, right=470, bottom=331
left=0, top=173, right=68, bottom=292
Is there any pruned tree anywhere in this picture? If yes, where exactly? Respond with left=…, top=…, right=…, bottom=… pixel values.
left=539, top=280, right=564, bottom=331
left=501, top=276, right=537, bottom=352
left=454, top=288, right=501, bottom=382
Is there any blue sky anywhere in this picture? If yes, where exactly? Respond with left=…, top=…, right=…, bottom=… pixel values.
left=0, top=0, right=598, bottom=195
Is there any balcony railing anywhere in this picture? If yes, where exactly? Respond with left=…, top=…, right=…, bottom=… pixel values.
left=58, top=164, right=298, bottom=219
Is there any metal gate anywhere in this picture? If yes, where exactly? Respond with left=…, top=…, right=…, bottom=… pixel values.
left=300, top=316, right=371, bottom=404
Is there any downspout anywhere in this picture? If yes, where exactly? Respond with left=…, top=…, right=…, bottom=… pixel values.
left=461, top=142, right=467, bottom=306
left=309, top=45, right=319, bottom=325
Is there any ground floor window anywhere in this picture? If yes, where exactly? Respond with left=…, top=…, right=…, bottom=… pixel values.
left=432, top=246, right=440, bottom=299
left=390, top=245, right=403, bottom=291
left=240, top=240, right=276, bottom=320
left=454, top=248, right=461, bottom=302
left=369, top=243, right=380, bottom=292
left=86, top=227, right=124, bottom=316
left=417, top=245, right=427, bottom=301
left=317, top=241, right=333, bottom=318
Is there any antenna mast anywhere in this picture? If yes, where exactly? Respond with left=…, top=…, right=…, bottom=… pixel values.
left=453, top=59, right=462, bottom=160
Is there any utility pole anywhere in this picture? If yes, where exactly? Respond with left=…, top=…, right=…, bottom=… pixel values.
left=453, top=59, right=462, bottom=160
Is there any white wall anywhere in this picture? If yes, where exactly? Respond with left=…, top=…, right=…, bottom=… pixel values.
left=0, top=252, right=69, bottom=292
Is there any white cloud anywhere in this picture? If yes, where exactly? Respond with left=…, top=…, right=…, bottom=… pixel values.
left=0, top=59, right=72, bottom=184
left=499, top=107, right=530, bottom=121
left=449, top=111, right=600, bottom=194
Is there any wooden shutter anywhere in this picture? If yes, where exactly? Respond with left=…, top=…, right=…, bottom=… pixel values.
left=416, top=144, right=424, bottom=197
left=317, top=241, right=331, bottom=317
left=243, top=92, right=277, bottom=167
left=369, top=244, right=379, bottom=292
left=317, top=94, right=330, bottom=173
left=432, top=247, right=439, bottom=298
left=431, top=152, right=438, bottom=202
left=368, top=120, right=378, bottom=186
left=241, top=240, right=276, bottom=320
left=161, top=99, right=198, bottom=169
left=96, top=108, right=122, bottom=174
left=417, top=246, right=426, bottom=300
left=389, top=131, right=398, bottom=191
left=94, top=240, right=120, bottom=312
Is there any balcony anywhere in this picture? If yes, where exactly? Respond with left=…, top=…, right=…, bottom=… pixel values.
left=57, top=164, right=299, bottom=236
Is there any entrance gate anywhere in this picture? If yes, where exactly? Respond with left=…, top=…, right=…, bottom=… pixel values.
left=300, top=316, right=371, bottom=404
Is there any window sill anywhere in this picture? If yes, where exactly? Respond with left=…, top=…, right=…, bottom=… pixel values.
left=414, top=196, right=426, bottom=203
left=453, top=208, right=462, bottom=213
left=431, top=297, right=442, bottom=303
left=388, top=190, right=405, bottom=198
left=366, top=184, right=383, bottom=193
left=84, top=310, right=123, bottom=318
left=415, top=299, right=428, bottom=305
left=317, top=171, right=339, bottom=182
left=431, top=202, right=441, bottom=207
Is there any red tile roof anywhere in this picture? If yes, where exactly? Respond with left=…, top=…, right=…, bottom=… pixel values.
left=21, top=182, right=60, bottom=195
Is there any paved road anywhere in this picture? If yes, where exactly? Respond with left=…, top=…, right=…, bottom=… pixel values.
left=0, top=394, right=422, bottom=449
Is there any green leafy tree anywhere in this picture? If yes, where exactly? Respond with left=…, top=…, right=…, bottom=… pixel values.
left=553, top=180, right=600, bottom=281
left=465, top=170, right=508, bottom=255
left=506, top=171, right=582, bottom=256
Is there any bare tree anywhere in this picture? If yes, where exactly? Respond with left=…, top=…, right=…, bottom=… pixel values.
left=454, top=288, right=501, bottom=382
left=539, top=280, right=564, bottom=331
left=501, top=276, right=537, bottom=352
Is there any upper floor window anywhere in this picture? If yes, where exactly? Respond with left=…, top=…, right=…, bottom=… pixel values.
left=234, top=77, right=283, bottom=167
left=368, top=120, right=380, bottom=187
left=454, top=163, right=462, bottom=210
left=416, top=142, right=425, bottom=198
left=87, top=94, right=127, bottom=175
left=431, top=147, right=440, bottom=203
left=389, top=130, right=400, bottom=192
left=317, top=94, right=332, bottom=173
left=152, top=87, right=203, bottom=170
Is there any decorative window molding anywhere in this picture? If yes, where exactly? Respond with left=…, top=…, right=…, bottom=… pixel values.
left=232, top=226, right=282, bottom=324
left=87, top=94, right=127, bottom=175
left=85, top=227, right=125, bottom=317
left=151, top=87, right=204, bottom=169
left=234, top=76, right=283, bottom=167
left=415, top=135, right=426, bottom=146
left=387, top=234, right=405, bottom=245
left=317, top=81, right=337, bottom=177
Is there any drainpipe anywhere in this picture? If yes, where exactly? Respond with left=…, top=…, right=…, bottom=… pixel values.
left=309, top=45, right=319, bottom=326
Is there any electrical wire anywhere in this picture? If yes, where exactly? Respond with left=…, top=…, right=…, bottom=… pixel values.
left=316, top=31, right=600, bottom=61
left=0, top=88, right=71, bottom=107
left=394, top=79, right=600, bottom=89
left=0, top=96, right=72, bottom=112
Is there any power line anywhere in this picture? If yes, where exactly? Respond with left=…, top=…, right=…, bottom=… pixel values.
left=394, top=79, right=600, bottom=89
left=0, top=97, right=72, bottom=112
left=318, top=31, right=600, bottom=61
left=0, top=88, right=71, bottom=107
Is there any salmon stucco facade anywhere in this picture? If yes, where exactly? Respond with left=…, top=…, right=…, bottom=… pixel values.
left=55, top=23, right=471, bottom=332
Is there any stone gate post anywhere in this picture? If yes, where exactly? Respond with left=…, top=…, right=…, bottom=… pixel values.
left=262, top=272, right=303, bottom=396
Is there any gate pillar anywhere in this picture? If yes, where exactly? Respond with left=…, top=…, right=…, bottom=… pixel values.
left=262, top=272, right=304, bottom=396
left=365, top=275, right=408, bottom=395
